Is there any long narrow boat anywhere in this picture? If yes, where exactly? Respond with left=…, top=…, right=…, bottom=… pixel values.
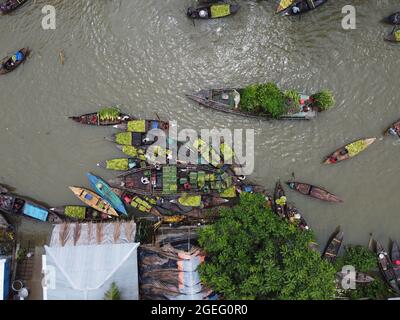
left=376, top=241, right=400, bottom=293
left=86, top=173, right=128, bottom=216
left=384, top=119, right=400, bottom=138
left=0, top=0, right=29, bottom=14
left=273, top=181, right=287, bottom=219
left=187, top=3, right=239, bottom=19
left=0, top=48, right=29, bottom=75
left=336, top=271, right=374, bottom=285
left=280, top=0, right=328, bottom=16
left=69, top=107, right=133, bottom=126
left=323, top=138, right=376, bottom=164
left=286, top=182, right=343, bottom=203
left=68, top=187, right=119, bottom=217
left=391, top=241, right=400, bottom=286
left=322, top=229, right=344, bottom=263
left=50, top=206, right=110, bottom=221
left=383, top=12, right=400, bottom=25
left=187, top=89, right=317, bottom=120
left=0, top=187, right=62, bottom=223
left=108, top=165, right=237, bottom=197
left=114, top=119, right=170, bottom=132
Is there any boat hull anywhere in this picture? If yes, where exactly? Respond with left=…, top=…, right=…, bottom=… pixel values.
left=187, top=89, right=316, bottom=120
left=324, top=138, right=376, bottom=164
left=0, top=48, right=30, bottom=75
left=286, top=182, right=343, bottom=203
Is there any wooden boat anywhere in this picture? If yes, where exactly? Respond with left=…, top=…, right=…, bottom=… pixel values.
left=86, top=173, right=128, bottom=216
left=336, top=271, right=374, bottom=285
left=0, top=0, right=29, bottom=15
left=69, top=107, right=133, bottom=126
left=68, top=187, right=119, bottom=217
left=286, top=182, right=343, bottom=203
left=286, top=205, right=310, bottom=231
left=108, top=165, right=238, bottom=197
left=376, top=241, right=400, bottom=293
left=0, top=48, right=29, bottom=75
left=273, top=181, right=287, bottom=219
left=323, top=138, right=376, bottom=164
left=0, top=186, right=61, bottom=223
left=384, top=119, right=400, bottom=138
left=280, top=0, right=328, bottom=16
left=391, top=241, right=400, bottom=286
left=384, top=12, right=400, bottom=25
left=187, top=2, right=239, bottom=19
left=187, top=89, right=317, bottom=120
left=322, top=229, right=344, bottom=263
left=385, top=29, right=400, bottom=43
left=50, top=206, right=110, bottom=221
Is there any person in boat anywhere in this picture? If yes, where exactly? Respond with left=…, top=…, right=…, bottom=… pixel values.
left=389, top=127, right=398, bottom=137
left=5, top=50, right=24, bottom=70
left=328, top=148, right=349, bottom=164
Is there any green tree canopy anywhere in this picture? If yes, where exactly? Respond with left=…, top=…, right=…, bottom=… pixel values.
left=198, top=192, right=336, bottom=300
left=104, top=282, right=121, bottom=300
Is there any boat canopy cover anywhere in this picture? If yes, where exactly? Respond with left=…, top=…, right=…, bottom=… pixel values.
left=210, top=4, right=230, bottom=18
left=127, top=120, right=146, bottom=133
left=22, top=203, right=48, bottom=221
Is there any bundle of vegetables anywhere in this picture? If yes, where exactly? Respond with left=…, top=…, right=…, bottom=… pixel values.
left=239, top=83, right=288, bottom=118
left=395, top=30, right=400, bottom=42
left=284, top=89, right=301, bottom=113
left=115, top=132, right=132, bottom=145
left=310, top=90, right=335, bottom=111
left=121, top=145, right=146, bottom=158
left=64, top=206, right=86, bottom=220
left=345, top=140, right=369, bottom=157
left=99, top=107, right=120, bottom=121
left=106, top=158, right=130, bottom=171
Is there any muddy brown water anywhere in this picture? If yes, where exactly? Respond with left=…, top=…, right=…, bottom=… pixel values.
left=1, top=0, right=400, bottom=249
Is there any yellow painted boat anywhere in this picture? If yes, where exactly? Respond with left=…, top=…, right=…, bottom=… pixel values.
left=69, top=187, right=119, bottom=217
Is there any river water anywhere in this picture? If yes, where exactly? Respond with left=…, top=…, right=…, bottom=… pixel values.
left=1, top=0, right=400, bottom=247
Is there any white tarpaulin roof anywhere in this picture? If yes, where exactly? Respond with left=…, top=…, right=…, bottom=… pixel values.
left=43, top=242, right=139, bottom=300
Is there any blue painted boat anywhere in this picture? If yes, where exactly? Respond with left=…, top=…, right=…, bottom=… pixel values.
left=86, top=173, right=128, bottom=216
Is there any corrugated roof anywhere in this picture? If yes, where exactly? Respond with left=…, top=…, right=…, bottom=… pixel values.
left=43, top=243, right=139, bottom=300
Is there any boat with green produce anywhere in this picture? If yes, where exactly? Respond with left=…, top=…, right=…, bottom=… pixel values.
left=69, top=106, right=133, bottom=126
left=49, top=206, right=110, bottom=221
left=97, top=157, right=146, bottom=171
left=324, top=138, right=376, bottom=164
left=385, top=28, right=400, bottom=43
left=187, top=2, right=240, bottom=20
left=187, top=83, right=334, bottom=120
left=286, top=181, right=343, bottom=203
left=108, top=165, right=239, bottom=197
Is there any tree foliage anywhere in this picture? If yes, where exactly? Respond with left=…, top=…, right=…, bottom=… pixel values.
left=198, top=193, right=336, bottom=300
left=104, top=282, right=121, bottom=300
left=336, top=245, right=394, bottom=300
